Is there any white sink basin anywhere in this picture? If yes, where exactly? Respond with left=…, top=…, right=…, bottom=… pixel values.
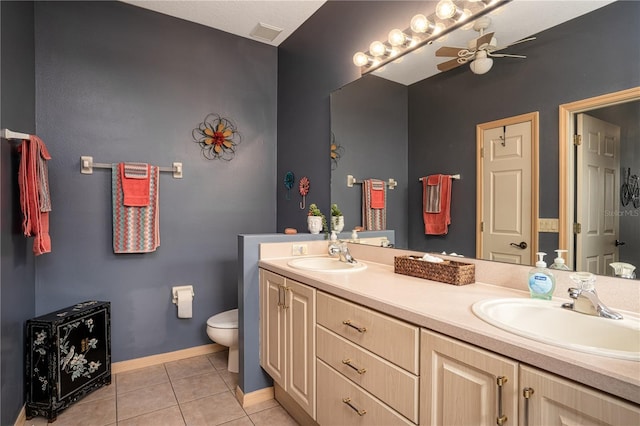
left=472, top=298, right=640, bottom=361
left=287, top=257, right=367, bottom=273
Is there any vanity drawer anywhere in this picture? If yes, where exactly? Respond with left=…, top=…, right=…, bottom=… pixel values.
left=317, top=359, right=413, bottom=426
left=317, top=325, right=419, bottom=423
left=317, top=292, right=419, bottom=374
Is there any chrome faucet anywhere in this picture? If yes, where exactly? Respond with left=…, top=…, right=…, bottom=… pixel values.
left=561, top=272, right=623, bottom=320
left=328, top=241, right=357, bottom=264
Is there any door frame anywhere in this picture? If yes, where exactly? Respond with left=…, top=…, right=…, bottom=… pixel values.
left=558, top=87, right=640, bottom=270
left=476, top=112, right=539, bottom=264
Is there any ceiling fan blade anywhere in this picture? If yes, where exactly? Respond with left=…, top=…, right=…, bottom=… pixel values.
left=475, top=32, right=495, bottom=49
left=493, top=36, right=537, bottom=52
left=436, top=46, right=465, bottom=57
left=437, top=57, right=466, bottom=72
left=488, top=52, right=527, bottom=59
left=506, top=36, right=536, bottom=47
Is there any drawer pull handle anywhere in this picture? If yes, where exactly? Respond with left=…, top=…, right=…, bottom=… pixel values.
left=342, top=320, right=367, bottom=333
left=342, top=397, right=366, bottom=416
left=496, top=376, right=508, bottom=425
left=342, top=358, right=367, bottom=374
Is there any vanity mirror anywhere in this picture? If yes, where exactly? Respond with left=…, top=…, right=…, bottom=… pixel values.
left=330, top=0, right=639, bottom=278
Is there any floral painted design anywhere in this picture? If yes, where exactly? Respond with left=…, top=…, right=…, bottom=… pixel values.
left=32, top=330, right=49, bottom=391
left=192, top=114, right=241, bottom=161
left=59, top=319, right=101, bottom=382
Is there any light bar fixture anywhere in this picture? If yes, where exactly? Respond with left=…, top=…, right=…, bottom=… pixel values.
left=352, top=0, right=511, bottom=73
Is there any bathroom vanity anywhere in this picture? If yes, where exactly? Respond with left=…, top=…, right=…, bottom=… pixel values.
left=258, top=241, right=639, bottom=425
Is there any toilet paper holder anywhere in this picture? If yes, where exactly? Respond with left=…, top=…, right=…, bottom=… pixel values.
left=172, top=285, right=194, bottom=304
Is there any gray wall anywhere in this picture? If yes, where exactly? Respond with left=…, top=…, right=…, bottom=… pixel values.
left=330, top=75, right=408, bottom=246
left=32, top=1, right=277, bottom=362
left=0, top=2, right=36, bottom=424
left=407, top=0, right=640, bottom=258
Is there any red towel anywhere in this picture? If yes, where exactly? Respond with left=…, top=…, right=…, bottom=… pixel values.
left=369, top=179, right=385, bottom=209
left=423, top=174, right=452, bottom=235
left=18, top=135, right=52, bottom=255
left=119, top=162, right=150, bottom=206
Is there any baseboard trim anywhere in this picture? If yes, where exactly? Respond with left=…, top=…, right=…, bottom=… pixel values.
left=275, top=383, right=318, bottom=426
left=236, top=386, right=274, bottom=408
left=112, top=343, right=225, bottom=374
left=14, top=405, right=26, bottom=426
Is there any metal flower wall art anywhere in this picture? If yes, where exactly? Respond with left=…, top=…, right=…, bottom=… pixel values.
left=193, top=114, right=241, bottom=161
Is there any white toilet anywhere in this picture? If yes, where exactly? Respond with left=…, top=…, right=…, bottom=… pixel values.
left=206, top=308, right=239, bottom=373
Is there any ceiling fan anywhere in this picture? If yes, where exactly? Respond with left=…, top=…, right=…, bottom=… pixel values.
left=436, top=16, right=536, bottom=75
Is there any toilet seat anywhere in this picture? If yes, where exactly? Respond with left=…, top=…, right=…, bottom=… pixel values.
left=207, top=309, right=238, bottom=329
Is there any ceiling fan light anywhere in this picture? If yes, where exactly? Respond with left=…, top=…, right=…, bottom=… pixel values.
left=470, top=56, right=494, bottom=74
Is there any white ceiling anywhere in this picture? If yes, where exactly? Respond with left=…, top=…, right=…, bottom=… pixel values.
left=372, top=0, right=617, bottom=85
left=120, top=0, right=616, bottom=83
left=121, top=0, right=326, bottom=46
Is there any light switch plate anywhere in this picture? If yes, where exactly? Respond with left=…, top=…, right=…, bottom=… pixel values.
left=292, top=244, right=308, bottom=256
left=538, top=218, right=559, bottom=232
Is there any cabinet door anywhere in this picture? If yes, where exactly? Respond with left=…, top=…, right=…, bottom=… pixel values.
left=286, top=279, right=316, bottom=419
left=520, top=365, right=640, bottom=426
left=259, top=270, right=287, bottom=386
left=421, top=330, right=519, bottom=426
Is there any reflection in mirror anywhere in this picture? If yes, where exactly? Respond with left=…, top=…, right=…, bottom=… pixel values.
left=330, top=1, right=640, bottom=278
left=559, top=90, right=640, bottom=279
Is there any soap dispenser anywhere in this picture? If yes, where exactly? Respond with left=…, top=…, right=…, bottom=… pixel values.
left=549, top=249, right=570, bottom=270
left=528, top=252, right=555, bottom=300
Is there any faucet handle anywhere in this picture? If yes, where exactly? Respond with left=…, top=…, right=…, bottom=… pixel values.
left=567, top=287, right=581, bottom=299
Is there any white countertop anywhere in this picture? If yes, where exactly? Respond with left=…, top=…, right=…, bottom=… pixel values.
left=258, top=255, right=640, bottom=405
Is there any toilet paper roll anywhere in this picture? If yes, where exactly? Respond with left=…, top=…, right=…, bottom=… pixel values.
left=176, top=289, right=193, bottom=318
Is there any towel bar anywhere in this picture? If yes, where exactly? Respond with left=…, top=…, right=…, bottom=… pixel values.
left=419, top=174, right=461, bottom=181
left=80, top=156, right=183, bottom=179
left=1, top=128, right=30, bottom=140
left=347, top=174, right=397, bottom=190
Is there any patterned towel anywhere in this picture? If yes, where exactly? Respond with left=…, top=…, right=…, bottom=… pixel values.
left=362, top=179, right=386, bottom=230
left=112, top=164, right=159, bottom=253
left=425, top=174, right=442, bottom=213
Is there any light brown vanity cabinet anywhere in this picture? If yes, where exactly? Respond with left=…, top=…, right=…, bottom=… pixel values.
left=420, top=330, right=519, bottom=426
left=316, top=292, right=420, bottom=425
left=519, top=365, right=640, bottom=426
left=259, top=269, right=316, bottom=420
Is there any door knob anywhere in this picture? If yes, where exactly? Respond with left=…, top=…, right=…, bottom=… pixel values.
left=615, top=240, right=626, bottom=247
left=510, top=241, right=528, bottom=249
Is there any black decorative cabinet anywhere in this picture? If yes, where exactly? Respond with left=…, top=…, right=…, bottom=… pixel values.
left=25, top=301, right=111, bottom=422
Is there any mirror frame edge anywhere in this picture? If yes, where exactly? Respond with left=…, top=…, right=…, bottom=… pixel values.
left=558, top=86, right=640, bottom=270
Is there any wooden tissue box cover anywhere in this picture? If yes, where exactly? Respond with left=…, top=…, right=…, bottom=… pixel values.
left=394, top=256, right=475, bottom=285
left=25, top=301, right=111, bottom=422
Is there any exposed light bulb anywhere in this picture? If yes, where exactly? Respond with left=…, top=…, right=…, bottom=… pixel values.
left=388, top=29, right=409, bottom=47
left=435, top=0, right=456, bottom=20
left=433, top=23, right=446, bottom=35
left=410, top=14, right=428, bottom=33
left=352, top=52, right=370, bottom=67
left=369, top=41, right=387, bottom=57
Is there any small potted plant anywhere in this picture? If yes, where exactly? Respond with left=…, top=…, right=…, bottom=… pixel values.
left=307, top=203, right=326, bottom=234
left=330, top=203, right=344, bottom=233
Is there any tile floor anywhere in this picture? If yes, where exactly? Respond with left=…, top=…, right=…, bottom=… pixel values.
left=27, top=351, right=298, bottom=426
